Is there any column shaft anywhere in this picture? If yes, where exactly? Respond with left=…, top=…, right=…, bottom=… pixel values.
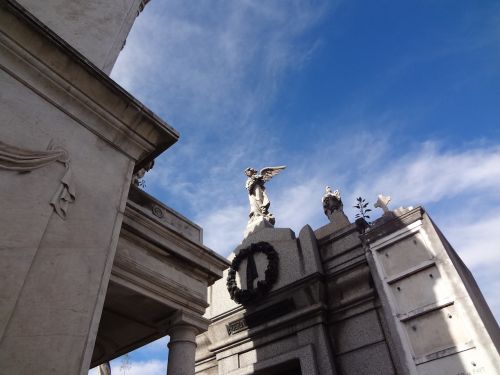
left=167, top=325, right=198, bottom=375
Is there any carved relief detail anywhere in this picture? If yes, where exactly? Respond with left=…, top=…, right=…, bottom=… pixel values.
left=152, top=204, right=164, bottom=218
left=0, top=140, right=76, bottom=219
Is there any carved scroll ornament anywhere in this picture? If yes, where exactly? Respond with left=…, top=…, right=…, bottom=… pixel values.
left=0, top=140, right=76, bottom=219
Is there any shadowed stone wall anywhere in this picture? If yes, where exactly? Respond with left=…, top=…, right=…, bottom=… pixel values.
left=315, top=221, right=401, bottom=375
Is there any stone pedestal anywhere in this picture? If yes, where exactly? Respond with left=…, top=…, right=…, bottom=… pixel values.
left=243, top=215, right=274, bottom=239
left=326, top=210, right=350, bottom=230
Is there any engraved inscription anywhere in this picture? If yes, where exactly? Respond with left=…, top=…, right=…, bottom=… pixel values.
left=226, top=318, right=248, bottom=335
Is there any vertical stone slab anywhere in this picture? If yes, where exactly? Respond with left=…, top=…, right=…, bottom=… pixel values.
left=0, top=4, right=179, bottom=372
left=0, top=164, right=61, bottom=340
left=364, top=207, right=500, bottom=375
left=0, top=128, right=134, bottom=375
left=16, top=0, right=146, bottom=74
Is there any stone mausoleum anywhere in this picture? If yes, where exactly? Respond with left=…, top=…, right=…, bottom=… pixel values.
left=195, top=190, right=500, bottom=375
left=0, top=1, right=229, bottom=374
left=0, top=1, right=498, bottom=375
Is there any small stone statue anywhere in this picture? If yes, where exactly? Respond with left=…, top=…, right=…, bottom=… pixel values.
left=322, top=186, right=350, bottom=229
left=322, top=186, right=342, bottom=215
left=132, top=160, right=154, bottom=187
left=243, top=166, right=285, bottom=237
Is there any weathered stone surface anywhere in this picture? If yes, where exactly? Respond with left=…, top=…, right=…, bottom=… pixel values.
left=128, top=185, right=203, bottom=244
left=91, top=192, right=229, bottom=367
left=365, top=207, right=500, bottom=375
left=332, top=310, right=384, bottom=354
left=199, top=205, right=500, bottom=375
left=0, top=3, right=214, bottom=374
left=337, top=341, right=396, bottom=375
left=243, top=215, right=274, bottom=239
left=17, top=0, right=147, bottom=74
left=198, top=226, right=335, bottom=375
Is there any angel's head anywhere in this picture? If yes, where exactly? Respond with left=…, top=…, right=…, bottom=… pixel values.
left=244, top=167, right=257, bottom=177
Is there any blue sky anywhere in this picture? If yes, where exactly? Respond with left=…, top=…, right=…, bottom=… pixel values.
left=91, top=1, right=500, bottom=373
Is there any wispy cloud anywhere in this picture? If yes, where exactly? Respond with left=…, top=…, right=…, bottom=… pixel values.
left=356, top=142, right=500, bottom=206
left=193, top=134, right=500, bottom=321
left=190, top=134, right=500, bottom=253
left=110, top=1, right=500, bottom=323
left=89, top=360, right=165, bottom=375
left=111, top=1, right=331, bottom=218
left=112, top=0, right=328, bottom=126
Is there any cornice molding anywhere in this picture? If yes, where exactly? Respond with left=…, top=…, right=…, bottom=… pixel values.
left=362, top=206, right=425, bottom=244
left=112, top=252, right=209, bottom=314
left=0, top=1, right=179, bottom=170
left=123, top=201, right=230, bottom=284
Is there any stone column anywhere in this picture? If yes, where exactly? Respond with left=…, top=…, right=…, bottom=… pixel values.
left=167, top=324, right=198, bottom=375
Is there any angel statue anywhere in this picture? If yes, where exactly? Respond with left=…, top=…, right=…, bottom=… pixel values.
left=244, top=166, right=286, bottom=226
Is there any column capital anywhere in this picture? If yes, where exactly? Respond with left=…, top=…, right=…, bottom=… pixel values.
left=168, top=324, right=198, bottom=347
left=167, top=310, right=210, bottom=335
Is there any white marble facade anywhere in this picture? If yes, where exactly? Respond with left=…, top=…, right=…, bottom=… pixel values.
left=0, top=1, right=228, bottom=374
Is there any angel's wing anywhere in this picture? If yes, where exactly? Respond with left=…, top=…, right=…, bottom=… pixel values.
left=259, top=166, right=286, bottom=182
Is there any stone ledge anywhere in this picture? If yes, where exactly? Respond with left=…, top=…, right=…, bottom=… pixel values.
left=128, top=185, right=203, bottom=244
left=208, top=303, right=328, bottom=354
left=240, top=227, right=296, bottom=246
left=362, top=206, right=424, bottom=244
left=122, top=202, right=230, bottom=285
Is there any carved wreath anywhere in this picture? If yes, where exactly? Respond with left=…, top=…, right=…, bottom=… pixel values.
left=226, top=242, right=279, bottom=305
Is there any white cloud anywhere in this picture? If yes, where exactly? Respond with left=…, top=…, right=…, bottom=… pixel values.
left=197, top=204, right=248, bottom=254
left=111, top=0, right=328, bottom=127
left=89, top=360, right=165, bottom=375
left=193, top=138, right=500, bottom=261
left=359, top=143, right=500, bottom=206
left=88, top=338, right=169, bottom=375
left=113, top=360, right=165, bottom=375
left=441, top=212, right=500, bottom=269
left=347, top=141, right=500, bottom=320
left=112, top=0, right=332, bottom=221
left=110, top=1, right=500, bottom=321
left=437, top=210, right=500, bottom=321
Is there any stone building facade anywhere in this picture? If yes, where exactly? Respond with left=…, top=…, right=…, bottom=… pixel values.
left=1, top=1, right=499, bottom=375
left=196, top=206, right=500, bottom=375
left=0, top=1, right=228, bottom=374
